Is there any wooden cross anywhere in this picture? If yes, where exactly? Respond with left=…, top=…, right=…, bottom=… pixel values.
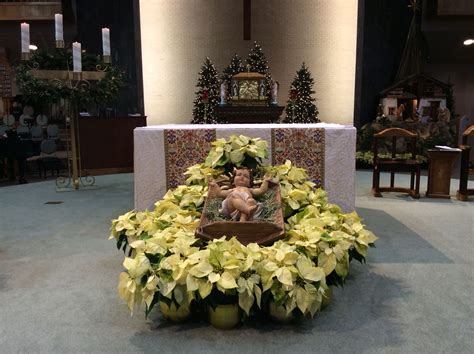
left=244, top=0, right=251, bottom=40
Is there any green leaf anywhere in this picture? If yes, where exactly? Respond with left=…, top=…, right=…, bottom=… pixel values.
left=318, top=252, right=337, bottom=275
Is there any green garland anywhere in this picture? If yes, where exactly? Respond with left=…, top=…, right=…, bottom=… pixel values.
left=16, top=49, right=123, bottom=108
left=356, top=151, right=427, bottom=167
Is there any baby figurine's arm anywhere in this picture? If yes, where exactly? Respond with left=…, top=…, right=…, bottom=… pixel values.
left=208, top=179, right=231, bottom=198
left=250, top=174, right=272, bottom=197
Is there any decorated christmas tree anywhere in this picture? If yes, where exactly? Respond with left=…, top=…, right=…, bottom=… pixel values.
left=284, top=63, right=320, bottom=123
left=246, top=42, right=273, bottom=102
left=221, top=53, right=244, bottom=90
left=246, top=42, right=269, bottom=74
left=191, top=57, right=219, bottom=124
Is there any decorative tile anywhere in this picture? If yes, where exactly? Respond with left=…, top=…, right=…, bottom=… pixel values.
left=164, top=129, right=216, bottom=189
left=271, top=128, right=325, bottom=187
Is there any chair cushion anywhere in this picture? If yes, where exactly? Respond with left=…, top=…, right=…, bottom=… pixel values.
left=40, top=139, right=57, bottom=154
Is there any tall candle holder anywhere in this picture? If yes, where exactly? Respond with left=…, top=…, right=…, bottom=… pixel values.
left=20, top=21, right=113, bottom=191
left=21, top=53, right=31, bottom=61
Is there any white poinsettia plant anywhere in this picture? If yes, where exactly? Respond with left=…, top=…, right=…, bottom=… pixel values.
left=205, top=135, right=268, bottom=168
left=110, top=135, right=377, bottom=319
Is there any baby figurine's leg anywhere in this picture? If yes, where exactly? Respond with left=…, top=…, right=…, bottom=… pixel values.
left=227, top=195, right=256, bottom=221
left=239, top=198, right=258, bottom=221
left=247, top=198, right=258, bottom=216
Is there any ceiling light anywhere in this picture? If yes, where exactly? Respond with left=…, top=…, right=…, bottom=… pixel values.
left=463, top=39, right=474, bottom=46
left=29, top=44, right=38, bottom=51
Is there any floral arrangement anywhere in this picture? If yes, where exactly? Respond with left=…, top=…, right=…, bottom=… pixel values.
left=110, top=135, right=377, bottom=322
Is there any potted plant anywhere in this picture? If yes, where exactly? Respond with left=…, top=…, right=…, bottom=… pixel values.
left=153, top=252, right=197, bottom=323
left=201, top=238, right=247, bottom=329
left=257, top=241, right=327, bottom=322
left=206, top=289, right=241, bottom=329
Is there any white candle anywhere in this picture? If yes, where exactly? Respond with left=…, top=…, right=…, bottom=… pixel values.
left=21, top=23, right=30, bottom=53
left=55, top=14, right=63, bottom=42
left=72, top=42, right=82, bottom=72
left=102, top=28, right=110, bottom=56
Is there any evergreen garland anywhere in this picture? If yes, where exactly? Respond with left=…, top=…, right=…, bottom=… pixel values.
left=245, top=42, right=273, bottom=103
left=221, top=54, right=244, bottom=91
left=284, top=63, right=320, bottom=123
left=191, top=57, right=220, bottom=124
left=16, top=49, right=123, bottom=110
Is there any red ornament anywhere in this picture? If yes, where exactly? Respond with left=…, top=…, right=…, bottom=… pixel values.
left=202, top=89, right=209, bottom=103
left=290, top=89, right=298, bottom=101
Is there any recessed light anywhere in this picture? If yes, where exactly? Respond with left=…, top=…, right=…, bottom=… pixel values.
left=463, top=39, right=473, bottom=46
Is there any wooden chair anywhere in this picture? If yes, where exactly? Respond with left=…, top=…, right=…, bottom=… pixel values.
left=37, top=139, right=61, bottom=178
left=372, top=127, right=421, bottom=198
left=457, top=124, right=474, bottom=201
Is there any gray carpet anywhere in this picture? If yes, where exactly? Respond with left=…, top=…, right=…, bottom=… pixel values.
left=0, top=172, right=472, bottom=353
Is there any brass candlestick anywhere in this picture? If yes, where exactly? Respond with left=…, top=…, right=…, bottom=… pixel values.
left=72, top=72, right=82, bottom=81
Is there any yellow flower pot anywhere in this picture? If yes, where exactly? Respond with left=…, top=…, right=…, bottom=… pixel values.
left=208, top=303, right=241, bottom=330
left=268, top=301, right=294, bottom=323
left=320, top=286, right=333, bottom=310
left=159, top=301, right=191, bottom=323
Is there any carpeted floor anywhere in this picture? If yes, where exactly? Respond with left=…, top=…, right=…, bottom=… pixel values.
left=0, top=171, right=472, bottom=353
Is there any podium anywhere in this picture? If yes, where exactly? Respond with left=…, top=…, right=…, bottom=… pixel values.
left=426, top=149, right=460, bottom=198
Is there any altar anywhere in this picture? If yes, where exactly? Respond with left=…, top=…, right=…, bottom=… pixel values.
left=134, top=123, right=356, bottom=212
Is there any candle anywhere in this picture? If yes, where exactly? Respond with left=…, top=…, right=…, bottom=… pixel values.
left=21, top=23, right=30, bottom=53
left=55, top=14, right=63, bottom=42
left=72, top=42, right=82, bottom=72
left=102, top=28, right=110, bottom=56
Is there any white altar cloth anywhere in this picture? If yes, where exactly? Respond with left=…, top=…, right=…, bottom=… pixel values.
left=134, top=123, right=356, bottom=212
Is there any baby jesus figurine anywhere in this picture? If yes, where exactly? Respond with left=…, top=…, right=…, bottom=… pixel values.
left=208, top=167, right=272, bottom=222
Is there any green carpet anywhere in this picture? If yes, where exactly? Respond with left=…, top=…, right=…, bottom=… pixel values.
left=0, top=172, right=472, bottom=353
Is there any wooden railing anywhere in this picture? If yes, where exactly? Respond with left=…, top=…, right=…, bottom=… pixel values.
left=0, top=1, right=62, bottom=20
left=0, top=1, right=61, bottom=3
left=438, top=0, right=474, bottom=16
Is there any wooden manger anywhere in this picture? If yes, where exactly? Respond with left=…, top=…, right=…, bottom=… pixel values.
left=196, top=183, right=285, bottom=245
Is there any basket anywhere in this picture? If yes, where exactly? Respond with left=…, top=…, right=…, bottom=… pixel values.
left=196, top=183, right=285, bottom=245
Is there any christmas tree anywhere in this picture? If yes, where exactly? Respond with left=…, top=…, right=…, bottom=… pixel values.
left=284, top=63, right=320, bottom=123
left=221, top=53, right=244, bottom=90
left=246, top=42, right=273, bottom=102
left=191, top=57, right=220, bottom=124
left=246, top=42, right=269, bottom=74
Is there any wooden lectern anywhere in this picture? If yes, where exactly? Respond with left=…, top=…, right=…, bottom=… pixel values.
left=426, top=149, right=460, bottom=198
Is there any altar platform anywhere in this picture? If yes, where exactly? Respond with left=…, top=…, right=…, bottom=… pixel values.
left=134, top=123, right=356, bottom=212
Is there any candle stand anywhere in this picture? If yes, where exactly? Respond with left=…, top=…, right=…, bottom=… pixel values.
left=21, top=24, right=116, bottom=191
left=25, top=62, right=110, bottom=190
left=19, top=17, right=114, bottom=191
